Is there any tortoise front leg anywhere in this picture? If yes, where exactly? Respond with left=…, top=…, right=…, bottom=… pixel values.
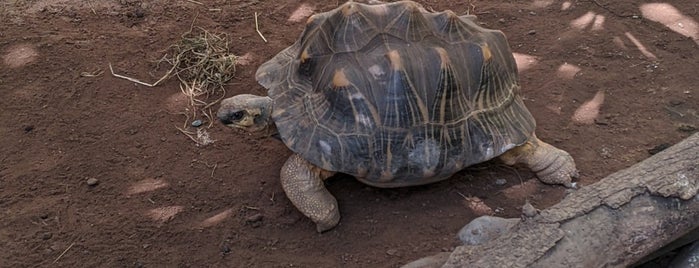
left=280, top=154, right=339, bottom=232
left=500, top=134, right=579, bottom=188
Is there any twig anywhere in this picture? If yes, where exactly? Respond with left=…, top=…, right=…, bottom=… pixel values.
left=109, top=63, right=175, bottom=87
left=80, top=69, right=103, bottom=77
left=175, top=126, right=200, bottom=143
left=186, top=0, right=204, bottom=5
left=456, top=191, right=468, bottom=199
left=53, top=242, right=75, bottom=263
left=254, top=12, right=268, bottom=43
left=86, top=1, right=97, bottom=15
left=664, top=106, right=685, bottom=118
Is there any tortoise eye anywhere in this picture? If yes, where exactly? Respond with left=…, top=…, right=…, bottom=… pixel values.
left=229, top=111, right=245, bottom=121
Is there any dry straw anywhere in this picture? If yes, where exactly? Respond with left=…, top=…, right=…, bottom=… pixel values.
left=110, top=24, right=238, bottom=146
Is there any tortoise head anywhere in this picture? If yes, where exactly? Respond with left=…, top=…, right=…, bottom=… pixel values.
left=217, top=94, right=273, bottom=133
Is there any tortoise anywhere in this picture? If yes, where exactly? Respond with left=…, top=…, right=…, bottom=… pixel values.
left=217, top=0, right=578, bottom=232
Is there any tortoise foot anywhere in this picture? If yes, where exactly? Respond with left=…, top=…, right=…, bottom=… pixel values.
left=501, top=134, right=579, bottom=188
left=280, top=154, right=340, bottom=232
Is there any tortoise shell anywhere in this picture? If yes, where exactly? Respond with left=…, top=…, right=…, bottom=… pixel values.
left=256, top=1, right=535, bottom=187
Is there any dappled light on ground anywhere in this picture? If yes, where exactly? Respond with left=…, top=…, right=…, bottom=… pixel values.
left=463, top=196, right=494, bottom=216
left=612, top=36, right=629, bottom=50
left=127, top=178, right=169, bottom=195
left=570, top=11, right=605, bottom=31
left=625, top=32, right=658, bottom=60
left=198, top=208, right=233, bottom=228
left=502, top=179, right=540, bottom=200
left=640, top=3, right=699, bottom=44
left=288, top=3, right=315, bottom=23
left=513, top=53, right=539, bottom=72
left=147, top=206, right=185, bottom=224
left=235, top=52, right=255, bottom=66
left=531, top=0, right=554, bottom=8
left=557, top=63, right=581, bottom=80
left=572, top=90, right=605, bottom=125
left=3, top=43, right=38, bottom=68
left=561, top=1, right=572, bottom=10
left=164, top=92, right=190, bottom=114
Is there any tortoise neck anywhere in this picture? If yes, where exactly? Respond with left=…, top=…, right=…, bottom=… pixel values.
left=253, top=96, right=274, bottom=131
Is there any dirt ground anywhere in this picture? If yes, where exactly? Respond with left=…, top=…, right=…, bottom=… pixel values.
left=1, top=0, right=697, bottom=267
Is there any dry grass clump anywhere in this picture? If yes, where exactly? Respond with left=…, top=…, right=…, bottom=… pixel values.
left=109, top=26, right=238, bottom=146
left=161, top=27, right=237, bottom=145
left=163, top=27, right=237, bottom=92
left=162, top=27, right=237, bottom=124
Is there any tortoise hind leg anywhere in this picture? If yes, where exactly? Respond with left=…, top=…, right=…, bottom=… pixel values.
left=500, top=134, right=579, bottom=188
left=280, top=154, right=339, bottom=232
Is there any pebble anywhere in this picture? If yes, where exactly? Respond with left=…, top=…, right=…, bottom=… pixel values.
left=386, top=249, right=400, bottom=256
left=522, top=201, right=538, bottom=217
left=669, top=100, right=683, bottom=106
left=86, top=177, right=99, bottom=186
left=678, top=124, right=697, bottom=133
left=246, top=213, right=263, bottom=228
left=494, top=178, right=507, bottom=186
left=246, top=213, right=263, bottom=223
left=221, top=244, right=231, bottom=254
left=191, top=120, right=203, bottom=127
left=41, top=232, right=53, bottom=240
left=527, top=30, right=537, bottom=35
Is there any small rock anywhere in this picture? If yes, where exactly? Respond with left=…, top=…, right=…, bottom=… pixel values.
left=386, top=249, right=400, bottom=256
left=494, top=178, right=507, bottom=186
left=221, top=244, right=231, bottom=254
left=529, top=11, right=537, bottom=15
left=648, top=143, right=671, bottom=155
left=246, top=213, right=263, bottom=223
left=669, top=100, right=683, bottom=106
left=522, top=201, right=538, bottom=217
left=41, top=232, right=52, bottom=240
left=24, top=125, right=35, bottom=133
left=191, top=119, right=203, bottom=127
left=527, top=30, right=537, bottom=35
left=678, top=124, right=697, bottom=133
left=246, top=213, right=263, bottom=228
left=600, top=146, right=612, bottom=159
left=497, top=18, right=506, bottom=23
left=39, top=213, right=49, bottom=219
left=86, top=177, right=99, bottom=186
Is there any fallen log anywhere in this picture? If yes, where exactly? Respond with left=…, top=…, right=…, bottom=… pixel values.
left=405, top=133, right=699, bottom=268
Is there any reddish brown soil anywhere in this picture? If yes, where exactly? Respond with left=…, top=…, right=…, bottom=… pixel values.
left=1, top=1, right=697, bottom=267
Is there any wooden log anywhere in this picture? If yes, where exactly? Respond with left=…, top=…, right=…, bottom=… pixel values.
left=405, top=133, right=699, bottom=268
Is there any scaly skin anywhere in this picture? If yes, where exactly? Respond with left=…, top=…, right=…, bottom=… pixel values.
left=280, top=154, right=339, bottom=232
left=500, top=134, right=579, bottom=188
